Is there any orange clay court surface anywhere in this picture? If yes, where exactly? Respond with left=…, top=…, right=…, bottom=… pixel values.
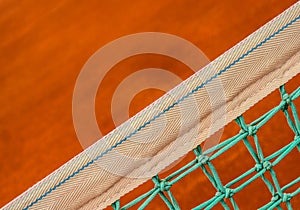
left=0, top=0, right=299, bottom=209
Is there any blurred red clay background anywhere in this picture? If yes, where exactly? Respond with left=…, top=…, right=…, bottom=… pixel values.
left=0, top=0, right=299, bottom=209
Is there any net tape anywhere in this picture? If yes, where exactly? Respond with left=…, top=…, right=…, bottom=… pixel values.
left=111, top=84, right=300, bottom=210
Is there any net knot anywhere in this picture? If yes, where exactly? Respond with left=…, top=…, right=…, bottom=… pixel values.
left=239, top=124, right=258, bottom=136
left=255, top=160, right=272, bottom=171
left=245, top=125, right=258, bottom=136
left=281, top=93, right=291, bottom=110
left=271, top=193, right=291, bottom=202
left=282, top=193, right=292, bottom=202
left=152, top=176, right=171, bottom=191
left=193, top=146, right=209, bottom=164
left=236, top=116, right=258, bottom=136
left=271, top=193, right=281, bottom=201
left=215, top=188, right=234, bottom=198
left=196, top=154, right=209, bottom=165
left=157, top=180, right=171, bottom=191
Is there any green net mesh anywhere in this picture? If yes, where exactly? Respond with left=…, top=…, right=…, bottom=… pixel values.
left=111, top=84, right=300, bottom=210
